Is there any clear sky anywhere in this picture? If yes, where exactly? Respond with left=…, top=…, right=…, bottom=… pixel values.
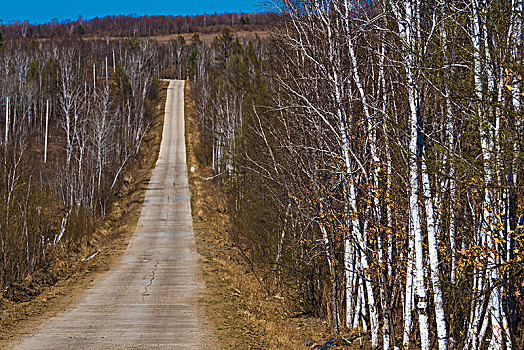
left=0, top=0, right=265, bottom=25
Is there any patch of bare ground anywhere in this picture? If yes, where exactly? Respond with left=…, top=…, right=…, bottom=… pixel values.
left=153, top=30, right=269, bottom=45
left=0, top=81, right=169, bottom=347
left=80, top=31, right=269, bottom=46
left=185, top=82, right=361, bottom=349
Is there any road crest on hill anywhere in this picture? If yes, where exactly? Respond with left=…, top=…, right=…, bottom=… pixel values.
left=10, top=79, right=215, bottom=349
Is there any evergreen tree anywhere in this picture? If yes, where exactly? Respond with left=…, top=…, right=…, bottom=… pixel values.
left=212, top=27, right=234, bottom=74
left=186, top=48, right=198, bottom=81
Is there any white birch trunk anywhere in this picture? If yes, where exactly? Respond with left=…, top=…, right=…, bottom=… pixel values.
left=44, top=100, right=49, bottom=163
left=403, top=230, right=414, bottom=349
left=345, top=229, right=356, bottom=329
left=421, top=157, right=448, bottom=350
left=405, top=2, right=430, bottom=347
left=389, top=1, right=429, bottom=345
left=342, top=4, right=379, bottom=345
left=5, top=96, right=9, bottom=145
left=470, top=1, right=510, bottom=348
left=353, top=275, right=363, bottom=329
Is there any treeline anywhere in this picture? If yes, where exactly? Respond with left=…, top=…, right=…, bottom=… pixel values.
left=190, top=1, right=524, bottom=350
left=0, top=37, right=161, bottom=295
left=0, top=12, right=277, bottom=39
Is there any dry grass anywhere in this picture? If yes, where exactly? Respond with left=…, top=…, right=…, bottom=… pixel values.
left=184, top=82, right=359, bottom=349
left=80, top=31, right=269, bottom=46
left=153, top=30, right=269, bottom=46
left=0, top=81, right=169, bottom=347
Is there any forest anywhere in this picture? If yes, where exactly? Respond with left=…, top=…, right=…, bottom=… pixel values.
left=0, top=0, right=523, bottom=348
left=0, top=12, right=276, bottom=39
left=188, top=0, right=524, bottom=349
left=0, top=36, right=162, bottom=297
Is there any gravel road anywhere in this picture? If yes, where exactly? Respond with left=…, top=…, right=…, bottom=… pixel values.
left=11, top=80, right=215, bottom=349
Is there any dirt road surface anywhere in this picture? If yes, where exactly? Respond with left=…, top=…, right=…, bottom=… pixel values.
left=9, top=80, right=215, bottom=349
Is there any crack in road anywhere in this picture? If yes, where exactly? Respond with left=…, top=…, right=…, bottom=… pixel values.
left=142, top=261, right=159, bottom=301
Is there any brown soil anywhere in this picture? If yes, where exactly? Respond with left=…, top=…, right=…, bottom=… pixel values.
left=0, top=81, right=169, bottom=347
left=184, top=82, right=358, bottom=349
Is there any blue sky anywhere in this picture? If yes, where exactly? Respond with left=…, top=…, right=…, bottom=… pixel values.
left=1, top=0, right=264, bottom=25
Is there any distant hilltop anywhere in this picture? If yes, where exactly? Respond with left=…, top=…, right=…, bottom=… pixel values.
left=0, top=12, right=278, bottom=39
